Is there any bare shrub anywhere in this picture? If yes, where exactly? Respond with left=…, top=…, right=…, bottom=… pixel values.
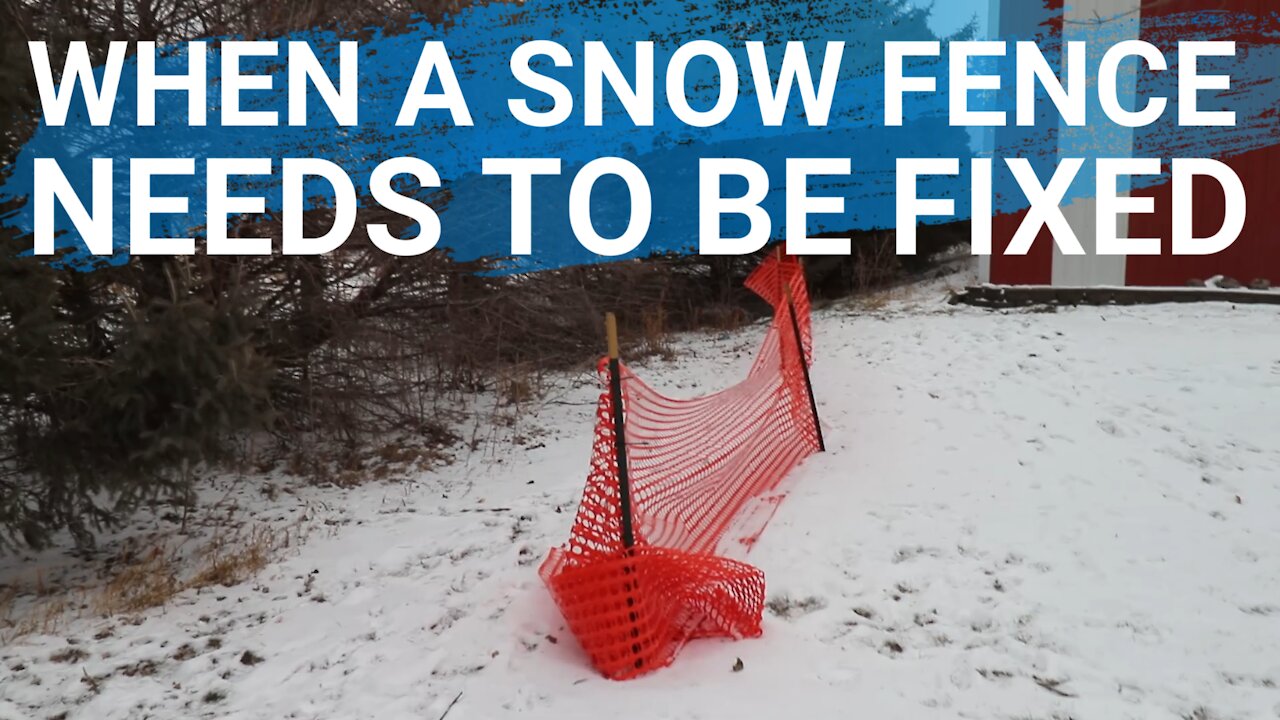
left=0, top=0, right=968, bottom=550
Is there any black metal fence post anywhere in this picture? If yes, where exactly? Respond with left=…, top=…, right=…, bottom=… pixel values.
left=784, top=279, right=826, bottom=453
left=605, top=313, right=636, bottom=548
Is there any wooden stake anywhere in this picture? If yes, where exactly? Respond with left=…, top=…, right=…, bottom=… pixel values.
left=606, top=312, right=620, bottom=359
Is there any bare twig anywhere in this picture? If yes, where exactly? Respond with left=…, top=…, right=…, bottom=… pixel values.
left=438, top=691, right=463, bottom=720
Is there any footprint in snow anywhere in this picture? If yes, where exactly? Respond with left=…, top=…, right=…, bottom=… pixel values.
left=765, top=595, right=826, bottom=619
left=1097, top=419, right=1125, bottom=437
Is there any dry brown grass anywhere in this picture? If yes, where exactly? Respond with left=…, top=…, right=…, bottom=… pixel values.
left=321, top=440, right=454, bottom=487
left=1, top=520, right=305, bottom=641
left=94, top=546, right=183, bottom=616
left=0, top=583, right=15, bottom=625
left=846, top=270, right=947, bottom=312
left=496, top=364, right=540, bottom=408
left=694, top=304, right=749, bottom=332
left=641, top=305, right=674, bottom=360
left=381, top=442, right=451, bottom=472
left=855, top=290, right=895, bottom=312
left=93, top=524, right=288, bottom=617
left=185, top=525, right=277, bottom=591
left=2, top=592, right=72, bottom=641
left=282, top=430, right=457, bottom=488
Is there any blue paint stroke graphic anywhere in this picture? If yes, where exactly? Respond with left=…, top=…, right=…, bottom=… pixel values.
left=0, top=0, right=1277, bottom=272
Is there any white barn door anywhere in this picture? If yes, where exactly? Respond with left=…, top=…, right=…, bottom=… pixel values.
left=1052, top=0, right=1141, bottom=286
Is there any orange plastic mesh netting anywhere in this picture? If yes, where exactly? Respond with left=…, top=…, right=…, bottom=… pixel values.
left=539, top=253, right=822, bottom=680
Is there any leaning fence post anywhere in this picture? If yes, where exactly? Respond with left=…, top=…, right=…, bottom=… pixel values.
left=605, top=312, right=636, bottom=549
left=783, top=271, right=826, bottom=453
left=606, top=312, right=646, bottom=675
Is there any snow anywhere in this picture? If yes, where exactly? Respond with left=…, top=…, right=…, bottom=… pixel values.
left=3, top=286, right=1280, bottom=720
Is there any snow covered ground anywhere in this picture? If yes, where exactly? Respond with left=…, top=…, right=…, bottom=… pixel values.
left=3, top=285, right=1279, bottom=720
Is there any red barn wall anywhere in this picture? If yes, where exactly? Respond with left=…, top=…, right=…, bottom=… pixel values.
left=989, top=0, right=1277, bottom=287
left=988, top=0, right=1062, bottom=285
left=1126, top=0, right=1279, bottom=286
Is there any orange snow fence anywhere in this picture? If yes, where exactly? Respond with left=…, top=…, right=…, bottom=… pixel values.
left=540, top=253, right=822, bottom=680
